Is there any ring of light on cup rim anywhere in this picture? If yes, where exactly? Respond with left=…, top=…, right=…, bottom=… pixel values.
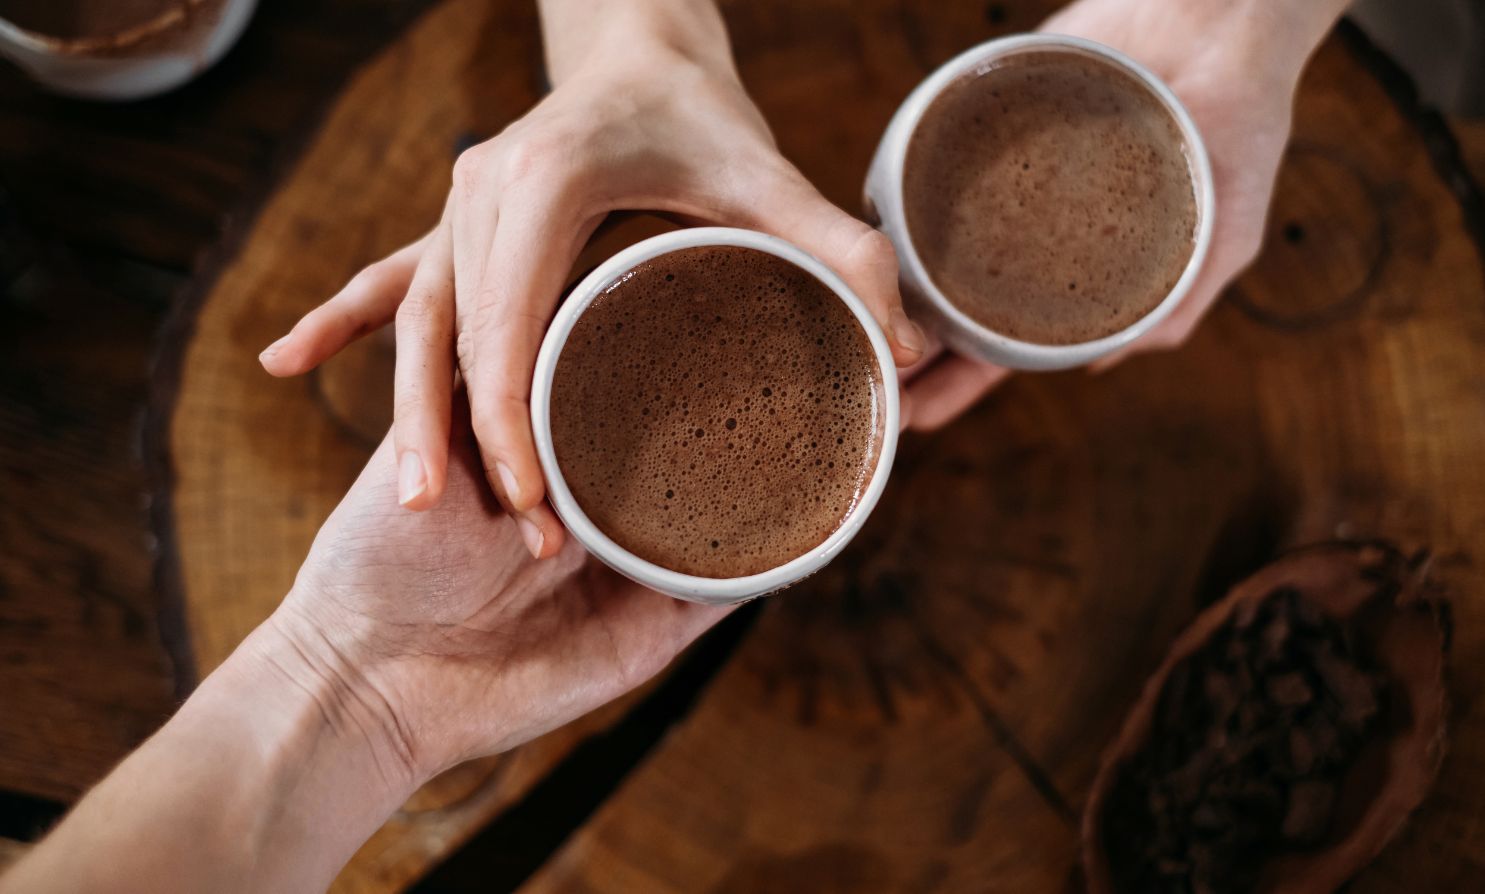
left=880, top=34, right=1216, bottom=370
left=531, top=227, right=901, bottom=605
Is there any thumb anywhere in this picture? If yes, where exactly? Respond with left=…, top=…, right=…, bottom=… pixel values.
left=756, top=173, right=926, bottom=367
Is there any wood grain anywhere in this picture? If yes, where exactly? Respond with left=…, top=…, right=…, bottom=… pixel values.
left=517, top=8, right=1485, bottom=894
left=1458, top=118, right=1485, bottom=193
left=0, top=0, right=435, bottom=271
left=156, top=0, right=1485, bottom=892
left=156, top=2, right=672, bottom=892
left=0, top=0, right=436, bottom=806
left=0, top=258, right=178, bottom=803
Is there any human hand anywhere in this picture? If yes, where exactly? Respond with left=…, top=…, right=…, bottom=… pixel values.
left=265, top=396, right=731, bottom=786
left=901, top=0, right=1347, bottom=431
left=257, top=3, right=925, bottom=557
left=0, top=401, right=731, bottom=894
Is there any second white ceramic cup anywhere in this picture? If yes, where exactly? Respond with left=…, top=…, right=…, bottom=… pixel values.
left=530, top=227, right=900, bottom=605
left=0, top=0, right=258, bottom=101
left=864, top=34, right=1215, bottom=370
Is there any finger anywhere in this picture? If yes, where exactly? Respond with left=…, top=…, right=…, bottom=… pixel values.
left=459, top=179, right=586, bottom=520
left=513, top=500, right=566, bottom=560
left=898, top=331, right=947, bottom=385
left=752, top=173, right=926, bottom=367
left=392, top=225, right=456, bottom=510
left=449, top=146, right=501, bottom=340
left=904, top=356, right=1011, bottom=431
left=260, top=236, right=427, bottom=376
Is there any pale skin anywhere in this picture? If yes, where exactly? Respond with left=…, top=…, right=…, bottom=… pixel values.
left=2, top=405, right=731, bottom=894
left=3, top=1, right=1350, bottom=891
left=905, top=0, right=1353, bottom=429
left=258, top=0, right=927, bottom=561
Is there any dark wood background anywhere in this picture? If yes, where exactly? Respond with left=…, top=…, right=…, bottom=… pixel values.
left=2, top=0, right=1484, bottom=890
left=0, top=0, right=437, bottom=814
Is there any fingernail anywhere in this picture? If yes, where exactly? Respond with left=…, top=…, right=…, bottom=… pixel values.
left=398, top=451, right=427, bottom=506
left=890, top=308, right=926, bottom=357
left=259, top=335, right=290, bottom=363
left=495, top=462, right=522, bottom=507
left=516, top=515, right=544, bottom=558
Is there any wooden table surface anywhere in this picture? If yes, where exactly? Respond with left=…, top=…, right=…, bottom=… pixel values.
left=0, top=0, right=436, bottom=828
left=4, top=0, right=1485, bottom=891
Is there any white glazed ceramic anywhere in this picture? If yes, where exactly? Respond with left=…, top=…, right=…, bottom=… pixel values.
left=531, top=227, right=900, bottom=605
left=0, top=0, right=257, bottom=100
left=864, top=34, right=1215, bottom=370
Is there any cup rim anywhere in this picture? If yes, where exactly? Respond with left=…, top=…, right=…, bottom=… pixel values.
left=883, top=33, right=1216, bottom=368
left=530, top=226, right=901, bottom=605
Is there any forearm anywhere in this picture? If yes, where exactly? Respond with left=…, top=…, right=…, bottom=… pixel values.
left=1048, top=0, right=1351, bottom=90
left=537, top=0, right=735, bottom=85
left=0, top=614, right=416, bottom=894
left=1214, top=0, right=1352, bottom=74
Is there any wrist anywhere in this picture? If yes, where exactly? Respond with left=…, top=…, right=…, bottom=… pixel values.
left=170, top=611, right=424, bottom=886
left=1229, top=0, right=1350, bottom=77
left=0, top=604, right=422, bottom=894
left=540, top=0, right=735, bottom=87
left=1177, top=0, right=1348, bottom=85
left=1054, top=0, right=1346, bottom=89
left=240, top=605, right=425, bottom=792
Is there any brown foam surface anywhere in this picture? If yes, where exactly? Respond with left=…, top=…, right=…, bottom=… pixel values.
left=904, top=50, right=1198, bottom=345
left=550, top=245, right=885, bottom=579
left=0, top=0, right=186, bottom=41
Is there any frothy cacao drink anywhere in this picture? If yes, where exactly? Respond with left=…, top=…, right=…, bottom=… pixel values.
left=904, top=50, right=1198, bottom=345
left=0, top=0, right=187, bottom=40
left=550, top=246, right=885, bottom=578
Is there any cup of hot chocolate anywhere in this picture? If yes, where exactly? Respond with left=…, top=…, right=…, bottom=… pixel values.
left=865, top=35, right=1214, bottom=369
left=530, top=228, right=899, bottom=605
left=0, top=0, right=256, bottom=100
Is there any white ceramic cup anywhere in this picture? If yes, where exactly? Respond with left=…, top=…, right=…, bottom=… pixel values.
left=864, top=34, right=1215, bottom=370
left=530, top=227, right=900, bottom=605
left=0, top=0, right=257, bottom=101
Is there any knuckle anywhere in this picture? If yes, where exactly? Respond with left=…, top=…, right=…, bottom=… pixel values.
left=841, top=225, right=900, bottom=288
left=850, top=227, right=898, bottom=270
left=497, top=135, right=564, bottom=185
left=347, top=259, right=392, bottom=295
left=454, top=325, right=481, bottom=373
left=461, top=305, right=510, bottom=351
left=468, top=398, right=524, bottom=453
left=465, top=283, right=505, bottom=315
left=451, top=147, right=489, bottom=193
left=465, top=304, right=548, bottom=348
left=454, top=309, right=549, bottom=398
left=393, top=390, right=427, bottom=423
left=395, top=293, right=437, bottom=331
